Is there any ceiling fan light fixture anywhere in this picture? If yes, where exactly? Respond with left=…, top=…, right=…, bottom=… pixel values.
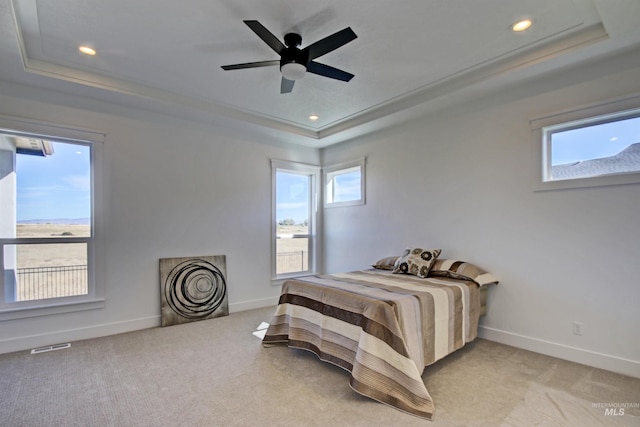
left=281, top=62, right=307, bottom=80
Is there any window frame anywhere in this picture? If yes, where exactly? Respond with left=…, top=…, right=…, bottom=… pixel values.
left=0, top=115, right=105, bottom=321
left=271, top=160, right=321, bottom=283
left=531, top=94, right=640, bottom=191
left=323, top=158, right=366, bottom=208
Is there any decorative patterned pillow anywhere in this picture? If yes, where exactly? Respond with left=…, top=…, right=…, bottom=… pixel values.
left=392, top=248, right=441, bottom=278
left=372, top=256, right=400, bottom=270
left=429, top=259, right=499, bottom=286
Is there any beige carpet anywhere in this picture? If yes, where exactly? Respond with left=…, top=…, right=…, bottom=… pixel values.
left=1, top=306, right=638, bottom=426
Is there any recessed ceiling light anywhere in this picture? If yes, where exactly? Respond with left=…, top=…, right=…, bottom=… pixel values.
left=511, top=19, right=533, bottom=32
left=309, top=114, right=319, bottom=121
left=78, top=45, right=96, bottom=56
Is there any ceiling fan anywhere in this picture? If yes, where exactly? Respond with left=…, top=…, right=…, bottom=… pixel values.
left=221, top=20, right=357, bottom=94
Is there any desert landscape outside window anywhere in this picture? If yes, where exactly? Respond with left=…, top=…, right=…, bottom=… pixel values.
left=0, top=133, right=92, bottom=306
left=271, top=160, right=319, bottom=279
left=275, top=171, right=311, bottom=276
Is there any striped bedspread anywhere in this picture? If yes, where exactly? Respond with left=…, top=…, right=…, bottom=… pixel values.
left=262, top=269, right=481, bottom=420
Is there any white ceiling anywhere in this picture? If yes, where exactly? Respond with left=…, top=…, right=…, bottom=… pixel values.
left=1, top=0, right=640, bottom=147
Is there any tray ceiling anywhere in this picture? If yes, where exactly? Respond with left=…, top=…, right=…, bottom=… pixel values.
left=2, top=0, right=640, bottom=146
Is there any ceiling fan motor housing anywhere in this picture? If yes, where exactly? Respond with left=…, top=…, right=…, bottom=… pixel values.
left=280, top=33, right=308, bottom=80
left=281, top=34, right=308, bottom=66
left=284, top=33, right=302, bottom=48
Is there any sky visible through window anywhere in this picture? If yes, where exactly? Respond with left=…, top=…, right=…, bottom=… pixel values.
left=331, top=170, right=361, bottom=203
left=16, top=141, right=90, bottom=222
left=14, top=117, right=637, bottom=223
left=276, top=171, right=309, bottom=224
left=551, top=116, right=640, bottom=165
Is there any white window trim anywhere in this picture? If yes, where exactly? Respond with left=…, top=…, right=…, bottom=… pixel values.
left=530, top=93, right=640, bottom=192
left=0, top=115, right=105, bottom=321
left=323, top=157, right=366, bottom=208
left=271, top=159, right=321, bottom=284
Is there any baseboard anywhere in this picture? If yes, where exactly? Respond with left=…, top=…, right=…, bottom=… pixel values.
left=229, top=296, right=278, bottom=313
left=479, top=326, right=640, bottom=379
left=0, top=315, right=160, bottom=355
left=0, top=296, right=280, bottom=355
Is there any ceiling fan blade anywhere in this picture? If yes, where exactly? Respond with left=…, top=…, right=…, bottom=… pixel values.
left=244, top=20, right=286, bottom=54
left=221, top=60, right=280, bottom=70
left=304, top=27, right=357, bottom=60
left=306, top=61, right=354, bottom=82
left=281, top=77, right=295, bottom=94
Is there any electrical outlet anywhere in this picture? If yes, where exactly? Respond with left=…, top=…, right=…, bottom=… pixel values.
left=573, top=321, right=583, bottom=336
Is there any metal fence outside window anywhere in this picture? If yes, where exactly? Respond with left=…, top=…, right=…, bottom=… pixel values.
left=16, top=265, right=88, bottom=301
left=15, top=254, right=308, bottom=301
left=277, top=251, right=308, bottom=275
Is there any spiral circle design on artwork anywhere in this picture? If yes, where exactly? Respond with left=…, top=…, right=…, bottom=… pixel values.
left=164, top=259, right=226, bottom=319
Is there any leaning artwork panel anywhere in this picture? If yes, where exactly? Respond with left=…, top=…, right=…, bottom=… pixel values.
left=159, top=255, right=228, bottom=327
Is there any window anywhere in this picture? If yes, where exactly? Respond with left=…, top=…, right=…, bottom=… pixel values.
left=0, top=120, right=104, bottom=321
left=324, top=158, right=365, bottom=207
left=531, top=95, right=640, bottom=191
left=271, top=160, right=320, bottom=280
left=544, top=112, right=640, bottom=182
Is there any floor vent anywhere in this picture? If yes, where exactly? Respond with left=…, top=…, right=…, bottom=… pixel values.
left=30, top=343, right=71, bottom=354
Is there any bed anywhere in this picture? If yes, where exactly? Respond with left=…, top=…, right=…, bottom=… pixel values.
left=262, top=250, right=497, bottom=420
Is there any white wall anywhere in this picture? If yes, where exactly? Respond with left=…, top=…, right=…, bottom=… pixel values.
left=0, top=138, right=16, bottom=240
left=321, top=55, right=640, bottom=378
left=1, top=51, right=639, bottom=379
left=0, top=82, right=318, bottom=353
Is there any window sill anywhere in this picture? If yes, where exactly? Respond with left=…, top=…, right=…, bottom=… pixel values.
left=533, top=171, right=640, bottom=192
left=324, top=199, right=365, bottom=208
left=271, top=272, right=318, bottom=287
left=0, top=298, right=105, bottom=322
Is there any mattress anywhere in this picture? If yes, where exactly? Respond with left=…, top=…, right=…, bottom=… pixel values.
left=262, top=269, right=484, bottom=420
